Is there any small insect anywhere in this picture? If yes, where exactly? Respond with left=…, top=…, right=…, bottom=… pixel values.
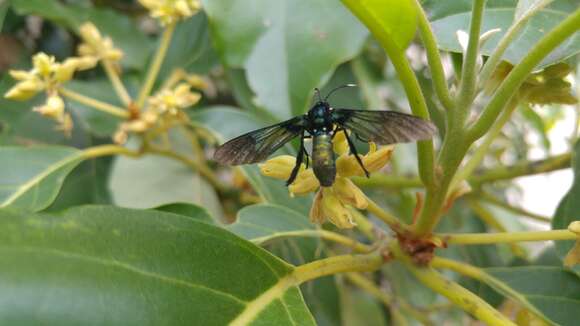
left=214, top=85, right=437, bottom=187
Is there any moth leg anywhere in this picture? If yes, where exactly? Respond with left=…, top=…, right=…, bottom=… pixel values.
left=341, top=128, right=370, bottom=178
left=302, top=140, right=310, bottom=169
left=287, top=132, right=305, bottom=186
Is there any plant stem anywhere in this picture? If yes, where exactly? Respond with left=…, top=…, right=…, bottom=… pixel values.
left=455, top=0, right=486, bottom=123
left=293, top=252, right=383, bottom=284
left=451, top=98, right=518, bottom=189
left=430, top=257, right=549, bottom=323
left=341, top=0, right=435, bottom=189
left=440, top=229, right=576, bottom=245
left=251, top=229, right=372, bottom=253
left=414, top=0, right=453, bottom=111
left=136, top=22, right=176, bottom=108
left=366, top=197, right=412, bottom=234
left=478, top=0, right=554, bottom=88
left=391, top=243, right=516, bottom=325
left=468, top=199, right=527, bottom=257
left=81, top=144, right=140, bottom=159
left=59, top=87, right=129, bottom=118
left=469, top=152, right=571, bottom=185
left=102, top=59, right=132, bottom=106
left=476, top=191, right=551, bottom=223
left=468, top=7, right=580, bottom=142
left=346, top=272, right=433, bottom=325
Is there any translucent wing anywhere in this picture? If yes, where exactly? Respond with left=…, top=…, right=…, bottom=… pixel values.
left=214, top=116, right=306, bottom=165
left=332, top=109, right=437, bottom=145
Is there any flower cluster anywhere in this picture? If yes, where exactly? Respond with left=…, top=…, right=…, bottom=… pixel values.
left=4, top=52, right=98, bottom=134
left=3, top=22, right=126, bottom=135
left=114, top=78, right=204, bottom=143
left=77, top=23, right=124, bottom=63
left=260, top=131, right=394, bottom=228
left=138, top=0, right=202, bottom=25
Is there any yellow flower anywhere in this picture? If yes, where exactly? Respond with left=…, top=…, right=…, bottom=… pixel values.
left=33, top=94, right=65, bottom=119
left=259, top=133, right=394, bottom=228
left=113, top=83, right=201, bottom=144
left=139, top=0, right=202, bottom=25
left=78, top=23, right=123, bottom=62
left=4, top=52, right=98, bottom=101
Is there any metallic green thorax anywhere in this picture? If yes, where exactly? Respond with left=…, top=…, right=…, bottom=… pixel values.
left=312, top=134, right=336, bottom=187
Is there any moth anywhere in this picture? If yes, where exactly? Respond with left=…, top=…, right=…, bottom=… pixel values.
left=214, top=85, right=437, bottom=186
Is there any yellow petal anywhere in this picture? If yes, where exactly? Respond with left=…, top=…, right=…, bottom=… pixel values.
left=79, top=22, right=102, bottom=45
left=259, top=155, right=296, bottom=180
left=32, top=52, right=55, bottom=77
left=363, top=145, right=394, bottom=172
left=332, top=130, right=349, bottom=155
left=4, top=79, right=44, bottom=100
left=321, top=187, right=356, bottom=229
left=288, top=169, right=320, bottom=195
left=309, top=189, right=325, bottom=224
left=8, top=70, right=34, bottom=81
left=333, top=177, right=367, bottom=209
left=335, top=154, right=365, bottom=177
left=33, top=95, right=65, bottom=119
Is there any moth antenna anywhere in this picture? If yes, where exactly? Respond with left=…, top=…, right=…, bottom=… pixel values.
left=324, top=84, right=357, bottom=101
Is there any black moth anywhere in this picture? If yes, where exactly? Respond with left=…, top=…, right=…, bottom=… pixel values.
left=214, top=85, right=437, bottom=187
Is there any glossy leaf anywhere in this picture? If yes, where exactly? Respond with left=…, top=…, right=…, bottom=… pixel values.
left=191, top=106, right=311, bottom=214
left=203, top=0, right=367, bottom=118
left=157, top=13, right=212, bottom=81
left=66, top=80, right=124, bottom=137
left=11, top=0, right=152, bottom=69
left=342, top=0, right=418, bottom=50
left=0, top=146, right=84, bottom=212
left=155, top=202, right=216, bottom=224
left=553, top=140, right=580, bottom=275
left=108, top=148, right=223, bottom=219
left=0, top=206, right=315, bottom=325
left=486, top=266, right=580, bottom=326
left=228, top=203, right=313, bottom=244
left=424, top=0, right=580, bottom=67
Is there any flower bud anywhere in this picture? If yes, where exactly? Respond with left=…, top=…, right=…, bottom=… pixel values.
left=9, top=70, right=33, bottom=81
left=288, top=169, right=320, bottom=196
left=33, top=95, right=65, bottom=119
left=259, top=155, right=296, bottom=180
left=32, top=53, right=55, bottom=77
left=79, top=23, right=102, bottom=45
left=4, top=79, right=44, bottom=100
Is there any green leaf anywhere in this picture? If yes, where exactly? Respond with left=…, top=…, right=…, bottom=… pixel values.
left=108, top=147, right=223, bottom=219
left=66, top=80, right=123, bottom=137
left=45, top=157, right=113, bottom=211
left=553, top=140, right=580, bottom=274
left=486, top=266, right=580, bottom=326
left=340, top=288, right=387, bottom=326
left=0, top=0, right=8, bottom=32
left=11, top=0, right=153, bottom=69
left=227, top=204, right=313, bottom=244
left=0, top=206, right=315, bottom=325
left=158, top=13, right=212, bottom=81
left=155, top=202, right=216, bottom=224
left=0, top=146, right=84, bottom=212
left=423, top=0, right=580, bottom=67
left=191, top=106, right=311, bottom=214
left=203, top=0, right=368, bottom=118
left=342, top=0, right=418, bottom=50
